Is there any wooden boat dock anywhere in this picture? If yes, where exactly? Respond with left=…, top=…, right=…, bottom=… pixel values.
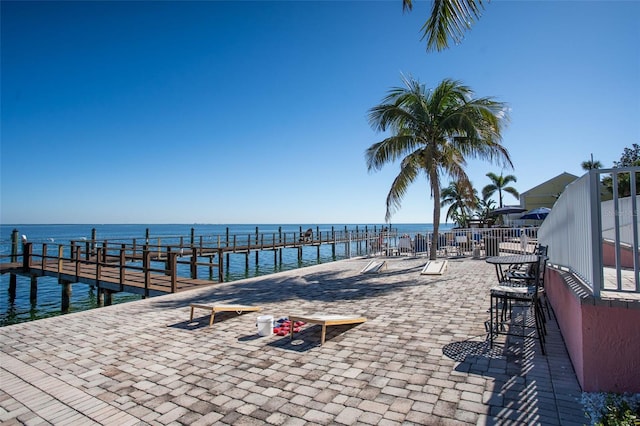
left=0, top=226, right=387, bottom=310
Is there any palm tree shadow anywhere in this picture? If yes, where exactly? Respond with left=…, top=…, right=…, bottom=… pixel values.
left=148, top=264, right=451, bottom=312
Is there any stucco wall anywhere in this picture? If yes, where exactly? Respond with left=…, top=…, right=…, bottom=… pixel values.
left=603, top=239, right=637, bottom=269
left=547, top=268, right=640, bottom=392
left=547, top=269, right=586, bottom=387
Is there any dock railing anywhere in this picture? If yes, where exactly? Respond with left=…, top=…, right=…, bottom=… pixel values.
left=537, top=167, right=640, bottom=297
left=5, top=224, right=546, bottom=284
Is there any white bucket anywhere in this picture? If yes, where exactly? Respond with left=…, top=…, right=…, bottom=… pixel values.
left=256, top=315, right=274, bottom=337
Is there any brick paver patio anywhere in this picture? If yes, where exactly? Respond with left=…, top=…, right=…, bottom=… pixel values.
left=0, top=256, right=587, bottom=425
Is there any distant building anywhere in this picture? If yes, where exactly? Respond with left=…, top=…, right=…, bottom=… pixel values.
left=519, top=172, right=579, bottom=210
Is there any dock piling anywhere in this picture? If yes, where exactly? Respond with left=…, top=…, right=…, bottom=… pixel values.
left=8, top=274, right=17, bottom=302
left=190, top=246, right=197, bottom=279
left=10, top=229, right=19, bottom=262
left=30, top=275, right=37, bottom=304
left=103, top=289, right=113, bottom=306
left=61, top=280, right=72, bottom=313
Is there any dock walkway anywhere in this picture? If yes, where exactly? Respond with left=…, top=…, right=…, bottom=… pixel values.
left=0, top=228, right=381, bottom=299
left=0, top=256, right=586, bottom=425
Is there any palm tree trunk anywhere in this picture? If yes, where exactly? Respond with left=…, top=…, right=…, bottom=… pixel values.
left=430, top=179, right=441, bottom=260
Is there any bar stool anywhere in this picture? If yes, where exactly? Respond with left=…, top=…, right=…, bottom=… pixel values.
left=489, top=254, right=546, bottom=355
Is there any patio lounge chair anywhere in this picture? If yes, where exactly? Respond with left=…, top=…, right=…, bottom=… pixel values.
left=288, top=314, right=367, bottom=345
left=189, top=304, right=262, bottom=327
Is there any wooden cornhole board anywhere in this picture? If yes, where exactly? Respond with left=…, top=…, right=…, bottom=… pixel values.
left=360, top=260, right=387, bottom=274
left=288, top=314, right=367, bottom=345
left=420, top=260, right=448, bottom=275
left=189, top=304, right=261, bottom=327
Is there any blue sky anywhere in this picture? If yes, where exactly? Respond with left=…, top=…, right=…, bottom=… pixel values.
left=1, top=1, right=638, bottom=225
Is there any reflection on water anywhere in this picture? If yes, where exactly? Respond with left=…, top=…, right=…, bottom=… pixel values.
left=0, top=274, right=142, bottom=326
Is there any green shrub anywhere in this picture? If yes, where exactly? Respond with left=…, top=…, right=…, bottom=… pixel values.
left=583, top=392, right=640, bottom=426
left=597, top=395, right=640, bottom=426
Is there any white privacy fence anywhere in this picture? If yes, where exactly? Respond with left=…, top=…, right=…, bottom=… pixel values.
left=602, top=196, right=637, bottom=245
left=538, top=167, right=639, bottom=297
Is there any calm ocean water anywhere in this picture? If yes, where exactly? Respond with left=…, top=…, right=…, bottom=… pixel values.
left=0, top=223, right=450, bottom=326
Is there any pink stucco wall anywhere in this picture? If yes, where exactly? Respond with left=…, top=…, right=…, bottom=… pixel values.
left=547, top=268, right=640, bottom=392
left=602, top=240, right=637, bottom=268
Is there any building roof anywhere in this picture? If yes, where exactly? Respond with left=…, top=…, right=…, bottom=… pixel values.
left=519, top=172, right=580, bottom=210
left=520, top=172, right=579, bottom=196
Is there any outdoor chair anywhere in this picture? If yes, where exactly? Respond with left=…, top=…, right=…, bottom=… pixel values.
left=369, top=235, right=387, bottom=255
left=414, top=234, right=427, bottom=253
left=398, top=236, right=414, bottom=255
left=489, top=254, right=547, bottom=354
left=454, top=234, right=469, bottom=256
left=505, top=244, right=548, bottom=277
left=505, top=253, right=553, bottom=321
left=428, top=233, right=448, bottom=256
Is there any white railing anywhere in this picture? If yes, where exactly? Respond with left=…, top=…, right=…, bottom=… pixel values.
left=538, top=167, right=640, bottom=297
left=362, top=226, right=539, bottom=257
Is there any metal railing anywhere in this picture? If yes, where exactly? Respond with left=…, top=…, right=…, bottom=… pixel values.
left=360, top=226, right=539, bottom=257
left=538, top=167, right=639, bottom=297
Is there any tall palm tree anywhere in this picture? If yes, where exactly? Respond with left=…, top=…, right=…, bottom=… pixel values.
left=440, top=181, right=478, bottom=227
left=366, top=76, right=512, bottom=260
left=402, top=0, right=486, bottom=52
left=482, top=172, right=519, bottom=208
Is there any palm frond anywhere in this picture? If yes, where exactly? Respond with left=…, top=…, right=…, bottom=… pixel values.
left=365, top=134, right=421, bottom=172
left=482, top=184, right=496, bottom=201
left=421, top=0, right=486, bottom=52
left=384, top=155, right=421, bottom=222
left=504, top=186, right=520, bottom=200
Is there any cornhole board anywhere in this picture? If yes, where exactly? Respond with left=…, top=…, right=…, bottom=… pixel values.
left=420, top=260, right=448, bottom=275
left=288, top=314, right=367, bottom=345
left=360, top=260, right=387, bottom=274
left=189, top=304, right=261, bottom=327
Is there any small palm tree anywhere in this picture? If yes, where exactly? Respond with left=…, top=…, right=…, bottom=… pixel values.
left=581, top=154, right=603, bottom=170
left=366, top=76, right=512, bottom=260
left=440, top=181, right=478, bottom=227
left=475, top=195, right=496, bottom=223
left=482, top=172, right=519, bottom=208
